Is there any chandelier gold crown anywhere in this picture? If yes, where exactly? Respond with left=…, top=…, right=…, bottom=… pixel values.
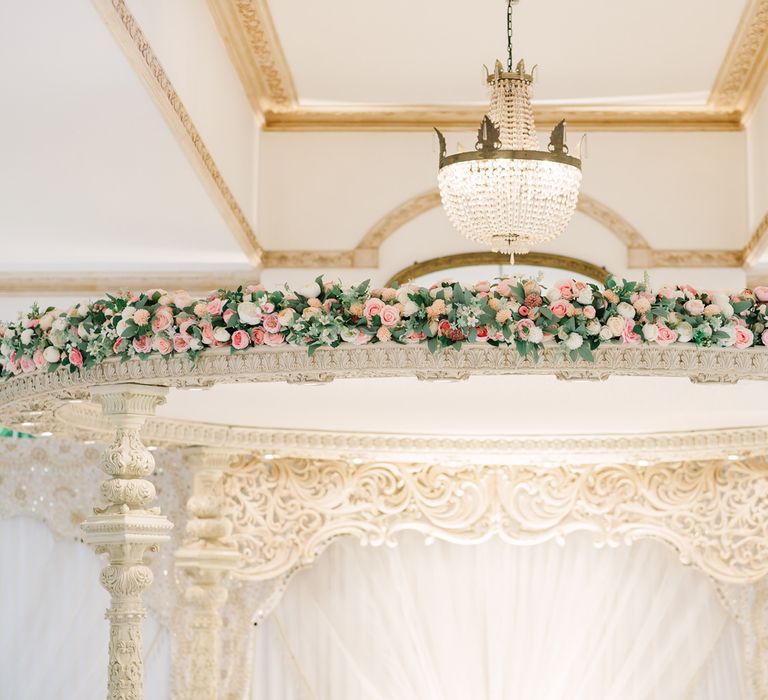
left=435, top=1, right=583, bottom=260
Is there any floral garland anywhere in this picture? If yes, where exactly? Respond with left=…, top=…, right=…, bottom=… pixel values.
left=1, top=276, right=768, bottom=381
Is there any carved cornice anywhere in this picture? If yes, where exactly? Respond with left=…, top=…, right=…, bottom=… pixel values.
left=206, top=0, right=297, bottom=112
left=745, top=211, right=768, bottom=267
left=225, top=455, right=768, bottom=584
left=90, top=0, right=263, bottom=266
left=263, top=105, right=744, bottom=133
left=49, top=401, right=768, bottom=467
left=3, top=345, right=768, bottom=436
left=709, top=0, right=768, bottom=112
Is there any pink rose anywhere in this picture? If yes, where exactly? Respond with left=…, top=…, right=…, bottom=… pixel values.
left=475, top=326, right=490, bottom=342
left=402, top=331, right=426, bottom=344
left=231, top=329, right=250, bottom=350
left=251, top=328, right=266, bottom=345
left=657, top=287, right=678, bottom=300
left=550, top=300, right=570, bottom=319
left=655, top=324, right=678, bottom=346
left=132, top=335, right=152, bottom=354
left=762, top=329, right=768, bottom=347
left=474, top=281, right=491, bottom=293
left=734, top=327, right=754, bottom=349
left=555, top=279, right=575, bottom=300
left=263, top=332, right=284, bottom=346
left=363, top=298, right=386, bottom=320
left=173, top=334, right=191, bottom=353
left=438, top=320, right=452, bottom=336
left=223, top=309, right=235, bottom=324
left=583, top=305, right=596, bottom=320
left=179, top=319, right=196, bottom=335
left=518, top=305, right=529, bottom=317
left=622, top=320, right=641, bottom=345
left=349, top=329, right=373, bottom=345
left=754, top=287, right=768, bottom=303
left=684, top=299, right=705, bottom=316
left=207, top=299, right=224, bottom=316
left=33, top=349, right=45, bottom=368
left=200, top=322, right=215, bottom=345
left=262, top=314, right=281, bottom=333
left=261, top=301, right=275, bottom=314
left=68, top=348, right=84, bottom=368
left=495, top=280, right=513, bottom=297
left=153, top=335, right=173, bottom=355
left=152, top=306, right=174, bottom=333
left=20, top=356, right=35, bottom=373
left=113, top=338, right=126, bottom=354
left=679, top=284, right=698, bottom=298
left=516, top=318, right=535, bottom=339
left=379, top=305, right=400, bottom=327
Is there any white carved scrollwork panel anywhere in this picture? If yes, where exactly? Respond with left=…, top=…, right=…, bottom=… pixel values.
left=224, top=457, right=768, bottom=585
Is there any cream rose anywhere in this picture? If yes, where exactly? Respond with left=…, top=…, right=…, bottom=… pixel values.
left=237, top=301, right=262, bottom=325
left=565, top=332, right=583, bottom=350
left=617, top=302, right=636, bottom=319
left=684, top=299, right=705, bottom=316
left=43, top=347, right=60, bottom=363
left=298, top=282, right=322, bottom=299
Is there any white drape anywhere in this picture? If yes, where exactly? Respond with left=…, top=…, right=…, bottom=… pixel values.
left=0, top=516, right=171, bottom=700
left=252, top=533, right=746, bottom=700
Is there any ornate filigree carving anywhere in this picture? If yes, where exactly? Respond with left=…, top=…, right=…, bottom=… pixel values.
left=225, top=456, right=768, bottom=584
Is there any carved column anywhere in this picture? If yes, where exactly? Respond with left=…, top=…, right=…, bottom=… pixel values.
left=175, top=447, right=241, bottom=700
left=81, top=383, right=173, bottom=700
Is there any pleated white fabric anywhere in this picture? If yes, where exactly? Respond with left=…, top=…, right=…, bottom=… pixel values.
left=0, top=516, right=170, bottom=700
left=252, top=533, right=746, bottom=700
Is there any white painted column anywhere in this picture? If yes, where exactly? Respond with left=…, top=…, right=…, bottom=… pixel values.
left=81, top=383, right=173, bottom=700
left=175, top=447, right=241, bottom=700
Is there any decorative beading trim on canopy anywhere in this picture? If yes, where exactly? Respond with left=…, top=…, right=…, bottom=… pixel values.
left=225, top=455, right=768, bottom=585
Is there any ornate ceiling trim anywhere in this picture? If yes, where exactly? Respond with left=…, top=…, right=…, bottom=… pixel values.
left=45, top=402, right=768, bottom=467
left=0, top=270, right=259, bottom=296
left=90, top=0, right=263, bottom=267
left=3, top=345, right=768, bottom=431
left=709, top=0, right=768, bottom=113
left=206, top=0, right=298, bottom=113
left=225, top=454, right=768, bottom=584
left=385, top=252, right=611, bottom=287
left=263, top=105, right=744, bottom=133
left=744, top=211, right=768, bottom=267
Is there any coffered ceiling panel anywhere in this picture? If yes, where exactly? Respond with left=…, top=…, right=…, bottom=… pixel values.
left=269, top=0, right=746, bottom=106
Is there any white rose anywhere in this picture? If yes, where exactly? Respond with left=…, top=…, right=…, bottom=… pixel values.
left=606, top=316, right=625, bottom=337
left=189, top=337, right=202, bottom=351
left=586, top=320, right=601, bottom=336
left=237, top=301, right=262, bottom=325
left=528, top=327, right=544, bottom=344
left=642, top=324, right=659, bottom=341
left=0, top=342, right=11, bottom=356
left=545, top=287, right=562, bottom=303
left=396, top=288, right=411, bottom=305
left=576, top=288, right=593, bottom=305
left=402, top=301, right=419, bottom=317
left=676, top=321, right=694, bottom=343
left=720, top=303, right=734, bottom=319
left=213, top=327, right=231, bottom=342
left=617, top=302, right=636, bottom=319
left=565, top=332, right=583, bottom=350
left=158, top=294, right=172, bottom=306
left=717, top=326, right=736, bottom=347
left=599, top=326, right=613, bottom=341
left=43, top=347, right=61, bottom=363
left=122, top=306, right=136, bottom=320
left=443, top=288, right=453, bottom=301
left=116, top=319, right=128, bottom=336
left=38, top=314, right=54, bottom=331
left=52, top=318, right=67, bottom=332
left=20, top=329, right=34, bottom=345
left=76, top=304, right=88, bottom=317
left=298, top=282, right=322, bottom=299
left=713, top=292, right=730, bottom=309
left=5, top=328, right=15, bottom=339
left=340, top=327, right=359, bottom=343
left=77, top=324, right=90, bottom=340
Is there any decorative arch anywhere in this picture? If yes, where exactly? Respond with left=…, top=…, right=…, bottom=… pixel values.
left=356, top=189, right=651, bottom=260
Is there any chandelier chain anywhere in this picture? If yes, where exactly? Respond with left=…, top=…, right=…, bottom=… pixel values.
left=507, top=0, right=514, bottom=71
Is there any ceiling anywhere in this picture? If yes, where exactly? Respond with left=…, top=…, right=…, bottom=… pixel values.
left=269, top=0, right=745, bottom=107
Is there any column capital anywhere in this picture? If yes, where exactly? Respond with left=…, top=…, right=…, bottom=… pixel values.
left=91, top=383, right=168, bottom=419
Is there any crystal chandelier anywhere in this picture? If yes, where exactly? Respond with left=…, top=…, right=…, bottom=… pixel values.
left=435, top=0, right=582, bottom=260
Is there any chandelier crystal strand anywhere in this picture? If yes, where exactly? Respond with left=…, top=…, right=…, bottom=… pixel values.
left=435, top=0, right=581, bottom=260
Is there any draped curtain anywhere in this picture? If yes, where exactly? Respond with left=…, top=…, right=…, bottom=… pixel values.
left=0, top=516, right=170, bottom=699
left=252, top=533, right=747, bottom=700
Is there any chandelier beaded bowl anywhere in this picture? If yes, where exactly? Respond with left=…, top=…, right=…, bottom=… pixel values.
left=435, top=0, right=582, bottom=260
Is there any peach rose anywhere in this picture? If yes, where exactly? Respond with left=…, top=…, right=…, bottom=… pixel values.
left=68, top=348, right=84, bottom=367
left=655, top=324, right=678, bottom=346
left=734, top=327, right=754, bottom=349
left=153, top=335, right=173, bottom=355
left=262, top=314, right=281, bottom=333
left=193, top=302, right=208, bottom=318
left=263, top=332, right=284, bottom=346
left=133, top=309, right=150, bottom=327
left=207, top=298, right=224, bottom=316
left=379, top=305, right=400, bottom=327
left=152, top=306, right=174, bottom=333
left=633, top=297, right=651, bottom=314
left=132, top=336, right=152, bottom=354
left=496, top=309, right=512, bottom=324
left=231, top=329, right=250, bottom=350
left=583, top=305, right=596, bottom=320
left=251, top=328, right=266, bottom=345
left=376, top=326, right=392, bottom=342
left=474, top=281, right=491, bottom=293
left=754, top=287, right=768, bottom=303
left=173, top=334, right=191, bottom=353
left=621, top=320, right=641, bottom=345
left=549, top=300, right=570, bottom=319
left=364, top=298, right=386, bottom=320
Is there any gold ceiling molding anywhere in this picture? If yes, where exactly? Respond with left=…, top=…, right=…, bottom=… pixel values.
left=709, top=0, right=768, bottom=113
left=385, top=252, right=611, bottom=288
left=90, top=0, right=263, bottom=267
left=206, top=0, right=297, bottom=114
left=0, top=271, right=259, bottom=296
left=264, top=105, right=744, bottom=133
left=744, top=210, right=768, bottom=266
